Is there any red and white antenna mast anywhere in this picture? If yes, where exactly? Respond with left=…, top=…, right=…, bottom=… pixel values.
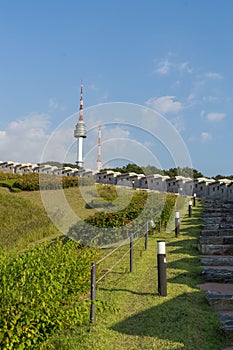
left=79, top=83, right=84, bottom=121
left=97, top=125, right=102, bottom=171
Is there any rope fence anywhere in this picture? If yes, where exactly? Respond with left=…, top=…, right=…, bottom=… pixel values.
left=89, top=198, right=196, bottom=323
left=90, top=220, right=152, bottom=323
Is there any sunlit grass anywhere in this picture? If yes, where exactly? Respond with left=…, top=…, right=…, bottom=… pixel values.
left=48, top=202, right=231, bottom=350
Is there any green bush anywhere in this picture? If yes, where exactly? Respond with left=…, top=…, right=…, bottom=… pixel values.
left=10, top=173, right=95, bottom=191
left=69, top=191, right=177, bottom=246
left=13, top=173, right=40, bottom=191
left=0, top=238, right=99, bottom=349
left=96, top=184, right=118, bottom=201
left=0, top=172, right=21, bottom=181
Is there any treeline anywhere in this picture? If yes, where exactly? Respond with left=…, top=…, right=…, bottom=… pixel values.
left=103, top=163, right=204, bottom=179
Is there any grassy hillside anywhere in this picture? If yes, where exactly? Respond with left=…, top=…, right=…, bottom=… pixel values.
left=0, top=188, right=59, bottom=252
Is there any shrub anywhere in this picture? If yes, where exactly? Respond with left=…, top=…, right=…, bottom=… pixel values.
left=0, top=238, right=99, bottom=349
left=68, top=191, right=178, bottom=246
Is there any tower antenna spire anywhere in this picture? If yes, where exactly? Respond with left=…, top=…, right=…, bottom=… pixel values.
left=79, top=82, right=84, bottom=121
left=97, top=125, right=102, bottom=171
left=74, top=82, right=87, bottom=168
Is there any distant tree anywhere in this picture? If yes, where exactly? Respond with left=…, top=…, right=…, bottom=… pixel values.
left=164, top=168, right=178, bottom=177
left=104, top=163, right=145, bottom=174
left=192, top=168, right=204, bottom=179
left=142, top=165, right=164, bottom=175
left=99, top=162, right=206, bottom=179
left=40, top=161, right=79, bottom=169
left=214, top=174, right=233, bottom=180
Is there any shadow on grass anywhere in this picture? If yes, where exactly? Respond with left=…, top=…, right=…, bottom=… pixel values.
left=99, top=286, right=158, bottom=297
left=110, top=292, right=226, bottom=350
left=167, top=256, right=203, bottom=287
left=167, top=239, right=199, bottom=257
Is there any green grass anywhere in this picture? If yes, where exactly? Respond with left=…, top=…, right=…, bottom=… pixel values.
left=1, top=187, right=231, bottom=348
left=48, top=202, right=231, bottom=350
left=0, top=188, right=60, bottom=252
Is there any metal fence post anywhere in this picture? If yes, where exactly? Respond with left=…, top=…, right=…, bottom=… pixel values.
left=145, top=221, right=149, bottom=250
left=157, top=240, right=167, bottom=296
left=90, top=262, right=96, bottom=323
left=130, top=233, right=133, bottom=272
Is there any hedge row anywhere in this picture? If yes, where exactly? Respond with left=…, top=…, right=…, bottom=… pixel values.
left=0, top=172, right=94, bottom=191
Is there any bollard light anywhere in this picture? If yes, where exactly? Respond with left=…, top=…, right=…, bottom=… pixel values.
left=193, top=193, right=196, bottom=207
left=157, top=240, right=167, bottom=296
left=188, top=200, right=192, bottom=217
left=175, top=211, right=180, bottom=237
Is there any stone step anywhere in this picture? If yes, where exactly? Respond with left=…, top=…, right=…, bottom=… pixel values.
left=202, top=224, right=223, bottom=230
left=203, top=209, right=233, bottom=214
left=198, top=243, right=233, bottom=255
left=203, top=224, right=233, bottom=230
left=202, top=209, right=233, bottom=219
left=202, top=266, right=233, bottom=282
left=202, top=219, right=233, bottom=225
left=202, top=229, right=233, bottom=237
left=199, top=236, right=233, bottom=245
left=218, top=311, right=233, bottom=333
left=198, top=282, right=233, bottom=312
left=206, top=293, right=233, bottom=311
left=200, top=256, right=233, bottom=266
left=198, top=284, right=233, bottom=333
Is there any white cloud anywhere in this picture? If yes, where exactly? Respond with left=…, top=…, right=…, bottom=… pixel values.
left=206, top=112, right=226, bottom=122
left=145, top=96, right=184, bottom=115
left=200, top=110, right=226, bottom=122
left=204, top=72, right=223, bottom=80
left=0, top=114, right=51, bottom=163
left=202, top=96, right=219, bottom=103
left=154, top=59, right=172, bottom=75
left=178, top=61, right=193, bottom=74
left=201, top=132, right=212, bottom=142
left=170, top=116, right=185, bottom=133
left=48, top=98, right=64, bottom=112
left=154, top=59, right=193, bottom=75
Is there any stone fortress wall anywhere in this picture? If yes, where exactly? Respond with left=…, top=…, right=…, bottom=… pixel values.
left=1, top=160, right=233, bottom=201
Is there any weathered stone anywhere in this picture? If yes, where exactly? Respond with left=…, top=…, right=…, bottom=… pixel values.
left=202, top=229, right=233, bottom=237
left=199, top=236, right=233, bottom=245
left=198, top=199, right=233, bottom=335
left=198, top=243, right=233, bottom=255
left=206, top=293, right=233, bottom=311
left=202, top=267, right=233, bottom=283
left=200, top=256, right=233, bottom=266
left=218, top=312, right=233, bottom=332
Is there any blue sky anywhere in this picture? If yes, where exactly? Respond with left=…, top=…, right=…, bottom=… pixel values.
left=0, top=0, right=233, bottom=177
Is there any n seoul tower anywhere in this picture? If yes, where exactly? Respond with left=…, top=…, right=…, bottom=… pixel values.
left=74, top=83, right=87, bottom=168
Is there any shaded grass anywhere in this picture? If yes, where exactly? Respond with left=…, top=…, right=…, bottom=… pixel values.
left=0, top=190, right=60, bottom=251
left=48, top=201, right=231, bottom=350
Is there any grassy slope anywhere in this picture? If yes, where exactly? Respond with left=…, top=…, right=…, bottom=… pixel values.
left=49, top=202, right=230, bottom=350
left=0, top=188, right=59, bottom=251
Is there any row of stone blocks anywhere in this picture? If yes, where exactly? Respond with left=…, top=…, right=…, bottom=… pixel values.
left=198, top=200, right=233, bottom=336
